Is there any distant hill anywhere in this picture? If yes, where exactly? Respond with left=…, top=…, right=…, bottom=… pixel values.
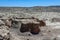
left=0, top=6, right=60, bottom=13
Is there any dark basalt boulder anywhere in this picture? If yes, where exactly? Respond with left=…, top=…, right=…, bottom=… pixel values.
left=30, top=25, right=40, bottom=35
left=34, top=18, right=46, bottom=27
left=30, top=29, right=40, bottom=35
left=39, top=20, right=46, bottom=26
left=36, top=19, right=46, bottom=27
left=20, top=23, right=40, bottom=35
left=20, top=23, right=30, bottom=33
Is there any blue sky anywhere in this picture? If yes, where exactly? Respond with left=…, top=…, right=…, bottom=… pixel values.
left=0, top=0, right=60, bottom=7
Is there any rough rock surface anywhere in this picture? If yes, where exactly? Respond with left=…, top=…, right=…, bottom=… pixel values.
left=0, top=7, right=60, bottom=40
left=0, top=25, right=10, bottom=40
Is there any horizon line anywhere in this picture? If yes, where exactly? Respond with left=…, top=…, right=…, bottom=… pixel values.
left=0, top=5, right=60, bottom=7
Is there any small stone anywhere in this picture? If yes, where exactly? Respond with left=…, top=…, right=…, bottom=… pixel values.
left=48, top=30, right=51, bottom=32
left=53, top=38, right=56, bottom=40
left=28, top=34, right=31, bottom=36
left=7, top=38, right=10, bottom=40
left=27, top=39, right=29, bottom=40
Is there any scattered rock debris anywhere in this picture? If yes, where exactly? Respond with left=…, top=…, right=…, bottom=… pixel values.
left=0, top=15, right=60, bottom=40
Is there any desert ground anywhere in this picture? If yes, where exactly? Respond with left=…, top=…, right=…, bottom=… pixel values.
left=0, top=6, right=60, bottom=40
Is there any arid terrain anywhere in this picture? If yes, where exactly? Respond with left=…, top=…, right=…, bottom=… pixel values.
left=0, top=6, right=60, bottom=40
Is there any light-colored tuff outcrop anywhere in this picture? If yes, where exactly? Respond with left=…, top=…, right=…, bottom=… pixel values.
left=0, top=25, right=10, bottom=40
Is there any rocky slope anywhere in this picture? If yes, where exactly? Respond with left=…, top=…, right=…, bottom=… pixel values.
left=0, top=6, right=60, bottom=13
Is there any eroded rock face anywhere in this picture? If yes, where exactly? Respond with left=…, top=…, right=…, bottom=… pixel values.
left=0, top=20, right=5, bottom=26
left=5, top=19, right=12, bottom=28
left=0, top=25, right=10, bottom=40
